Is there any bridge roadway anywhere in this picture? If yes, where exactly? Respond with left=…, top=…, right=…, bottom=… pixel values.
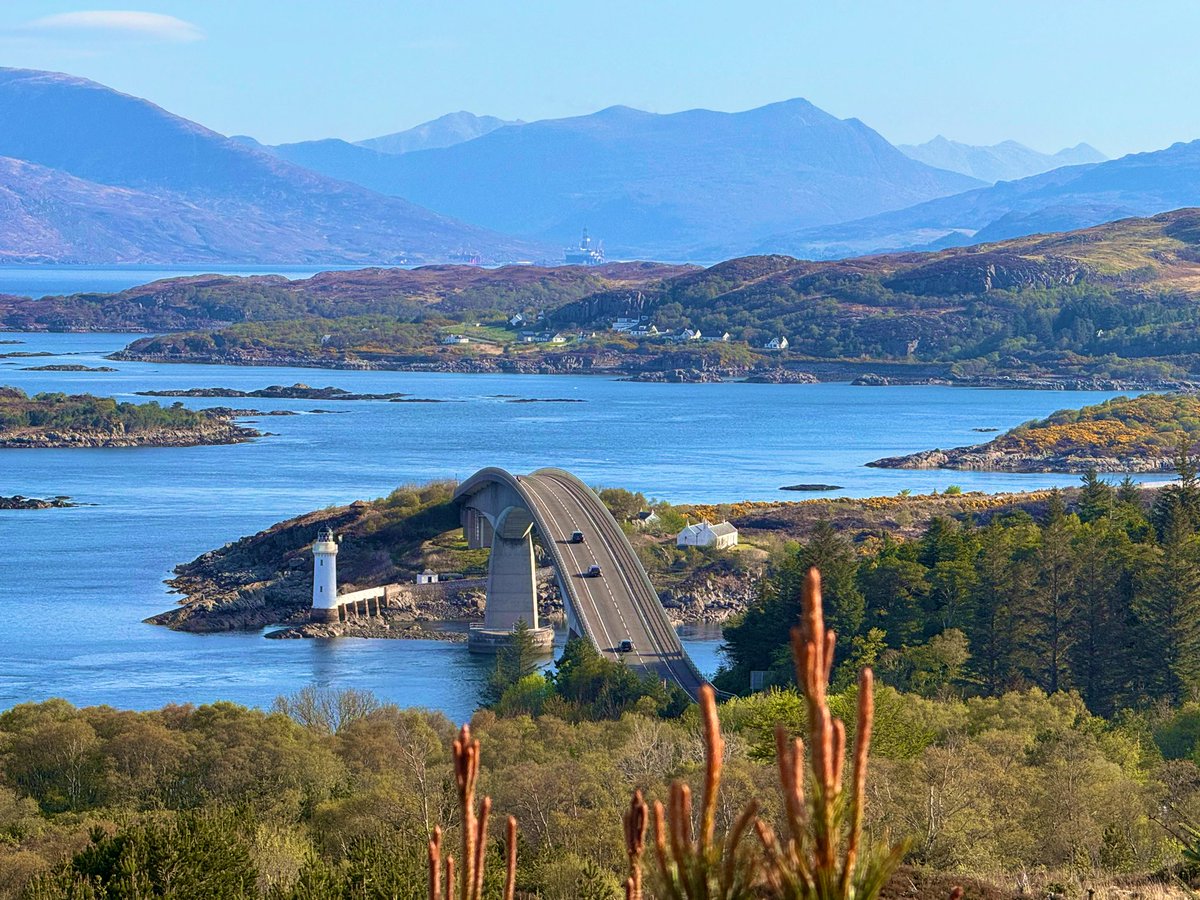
left=515, top=469, right=708, bottom=701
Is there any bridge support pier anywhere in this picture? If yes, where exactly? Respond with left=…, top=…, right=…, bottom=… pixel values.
left=468, top=506, right=554, bottom=654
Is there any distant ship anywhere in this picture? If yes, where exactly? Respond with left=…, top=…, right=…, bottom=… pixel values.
left=564, top=228, right=605, bottom=265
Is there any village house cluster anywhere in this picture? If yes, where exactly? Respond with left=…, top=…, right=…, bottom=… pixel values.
left=441, top=309, right=787, bottom=351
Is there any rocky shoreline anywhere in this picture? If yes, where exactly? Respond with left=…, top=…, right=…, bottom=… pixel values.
left=266, top=614, right=470, bottom=642
left=0, top=417, right=261, bottom=449
left=107, top=347, right=1194, bottom=392
left=868, top=445, right=1175, bottom=474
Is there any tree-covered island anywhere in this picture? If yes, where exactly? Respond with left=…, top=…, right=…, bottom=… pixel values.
left=0, top=387, right=261, bottom=448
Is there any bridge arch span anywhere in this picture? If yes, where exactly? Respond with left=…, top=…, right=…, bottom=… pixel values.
left=453, top=467, right=709, bottom=700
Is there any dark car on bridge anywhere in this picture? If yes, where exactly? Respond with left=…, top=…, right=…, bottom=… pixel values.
left=585, top=565, right=602, bottom=578
left=618, top=639, right=634, bottom=653
left=570, top=531, right=585, bottom=543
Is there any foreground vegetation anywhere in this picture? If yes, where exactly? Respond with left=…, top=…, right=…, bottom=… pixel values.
left=9, top=573, right=1200, bottom=898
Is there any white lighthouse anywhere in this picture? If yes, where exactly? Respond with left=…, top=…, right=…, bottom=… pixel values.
left=311, top=527, right=340, bottom=623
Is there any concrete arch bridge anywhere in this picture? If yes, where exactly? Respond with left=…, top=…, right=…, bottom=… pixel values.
left=453, top=467, right=709, bottom=700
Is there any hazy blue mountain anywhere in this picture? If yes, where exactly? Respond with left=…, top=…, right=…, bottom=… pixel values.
left=356, top=111, right=522, bottom=154
left=898, top=136, right=1106, bottom=183
left=271, top=99, right=983, bottom=259
left=0, top=68, right=534, bottom=264
left=758, top=140, right=1200, bottom=259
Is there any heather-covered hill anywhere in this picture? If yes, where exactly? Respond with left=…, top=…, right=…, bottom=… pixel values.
left=0, top=261, right=692, bottom=331
left=21, top=210, right=1200, bottom=386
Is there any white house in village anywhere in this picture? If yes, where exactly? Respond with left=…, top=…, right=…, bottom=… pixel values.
left=442, top=333, right=470, bottom=345
left=677, top=520, right=739, bottom=549
left=508, top=312, right=526, bottom=327
left=764, top=336, right=789, bottom=350
left=416, top=569, right=439, bottom=585
left=701, top=331, right=731, bottom=343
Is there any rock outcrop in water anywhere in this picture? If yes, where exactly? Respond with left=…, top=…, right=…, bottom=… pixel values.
left=137, top=384, right=409, bottom=401
left=0, top=494, right=75, bottom=509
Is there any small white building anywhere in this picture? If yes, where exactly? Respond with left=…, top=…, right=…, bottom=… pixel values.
left=678, top=328, right=703, bottom=342
left=416, top=569, right=439, bottom=585
left=764, top=336, right=790, bottom=350
left=701, top=332, right=731, bottom=343
left=509, top=313, right=526, bottom=327
left=442, top=334, right=470, bottom=345
left=633, top=509, right=661, bottom=530
left=611, top=316, right=641, bottom=332
left=677, top=520, right=739, bottom=550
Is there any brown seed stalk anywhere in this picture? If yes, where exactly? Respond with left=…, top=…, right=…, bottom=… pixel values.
left=841, top=668, right=875, bottom=894
left=504, top=816, right=517, bottom=900
left=698, top=683, right=724, bottom=851
left=428, top=826, right=442, bottom=900
left=624, top=790, right=648, bottom=900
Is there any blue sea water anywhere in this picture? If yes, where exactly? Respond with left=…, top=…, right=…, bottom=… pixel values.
left=0, top=330, right=1154, bottom=722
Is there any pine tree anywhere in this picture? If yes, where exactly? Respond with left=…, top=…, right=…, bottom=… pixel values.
left=1078, top=468, right=1115, bottom=523
left=794, top=521, right=866, bottom=651
left=1068, top=520, right=1132, bottom=714
left=1116, top=475, right=1142, bottom=508
left=1152, top=433, right=1200, bottom=536
left=1018, top=511, right=1078, bottom=693
left=485, top=619, right=544, bottom=705
left=1135, top=502, right=1200, bottom=703
left=969, top=522, right=1033, bottom=695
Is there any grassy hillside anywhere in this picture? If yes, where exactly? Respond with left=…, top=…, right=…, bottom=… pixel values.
left=0, top=262, right=690, bottom=331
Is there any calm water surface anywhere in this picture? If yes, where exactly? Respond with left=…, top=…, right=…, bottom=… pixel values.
left=0, top=331, right=1154, bottom=721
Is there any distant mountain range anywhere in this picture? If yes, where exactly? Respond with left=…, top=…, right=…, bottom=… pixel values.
left=897, top=136, right=1106, bottom=183
left=763, top=139, right=1200, bottom=259
left=0, top=68, right=532, bottom=265
left=3, top=65, right=1199, bottom=267
left=355, top=111, right=523, bottom=154
left=269, top=99, right=983, bottom=259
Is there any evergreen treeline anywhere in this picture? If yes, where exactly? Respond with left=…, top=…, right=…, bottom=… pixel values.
left=718, top=461, right=1200, bottom=716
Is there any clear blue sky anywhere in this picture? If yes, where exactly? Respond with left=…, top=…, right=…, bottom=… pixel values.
left=0, top=1, right=1195, bottom=157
